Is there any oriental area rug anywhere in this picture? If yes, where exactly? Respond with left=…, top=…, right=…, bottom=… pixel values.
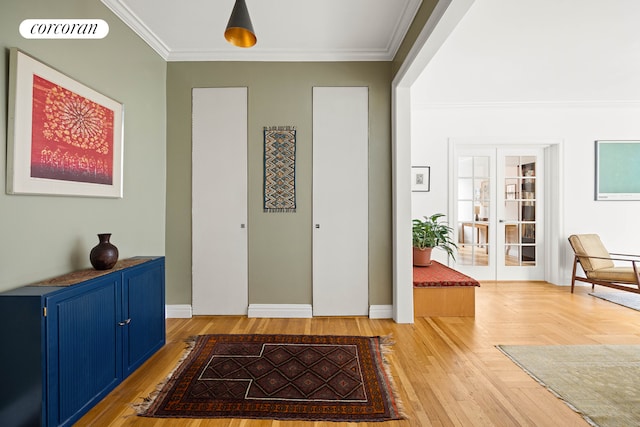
left=136, top=334, right=404, bottom=422
left=497, top=344, right=640, bottom=427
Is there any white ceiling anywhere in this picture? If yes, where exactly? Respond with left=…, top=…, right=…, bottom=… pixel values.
left=412, top=0, right=640, bottom=106
left=101, top=0, right=423, bottom=61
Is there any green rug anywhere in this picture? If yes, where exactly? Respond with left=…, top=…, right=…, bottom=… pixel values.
left=589, top=292, right=640, bottom=311
left=497, top=345, right=640, bottom=427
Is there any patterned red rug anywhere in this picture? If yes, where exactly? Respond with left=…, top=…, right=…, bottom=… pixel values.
left=413, top=261, right=480, bottom=287
left=136, top=334, right=404, bottom=422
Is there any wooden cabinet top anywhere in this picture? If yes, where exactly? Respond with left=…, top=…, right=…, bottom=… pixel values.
left=31, top=257, right=161, bottom=287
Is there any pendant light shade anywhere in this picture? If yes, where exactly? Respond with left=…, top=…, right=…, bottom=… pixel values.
left=224, top=0, right=257, bottom=48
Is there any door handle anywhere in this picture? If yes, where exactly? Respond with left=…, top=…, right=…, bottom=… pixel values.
left=315, top=224, right=320, bottom=229
left=118, top=318, right=131, bottom=326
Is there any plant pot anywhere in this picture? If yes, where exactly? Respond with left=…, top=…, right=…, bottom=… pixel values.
left=413, top=247, right=433, bottom=267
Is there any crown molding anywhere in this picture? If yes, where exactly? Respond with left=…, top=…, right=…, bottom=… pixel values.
left=165, top=48, right=392, bottom=62
left=101, top=0, right=171, bottom=59
left=412, top=100, right=640, bottom=110
left=102, top=0, right=421, bottom=62
left=386, top=0, right=424, bottom=58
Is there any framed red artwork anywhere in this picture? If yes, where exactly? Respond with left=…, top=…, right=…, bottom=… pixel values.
left=7, top=48, right=123, bottom=197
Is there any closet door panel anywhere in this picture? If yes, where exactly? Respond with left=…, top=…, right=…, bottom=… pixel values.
left=312, top=87, right=369, bottom=316
left=192, top=88, right=248, bottom=315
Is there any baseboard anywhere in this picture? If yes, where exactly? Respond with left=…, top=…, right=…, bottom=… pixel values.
left=165, top=304, right=193, bottom=318
left=167, top=303, right=393, bottom=319
left=248, top=304, right=313, bottom=318
left=369, top=305, right=393, bottom=319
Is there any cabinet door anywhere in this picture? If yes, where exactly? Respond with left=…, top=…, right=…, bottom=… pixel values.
left=122, top=258, right=165, bottom=376
left=46, top=275, right=122, bottom=427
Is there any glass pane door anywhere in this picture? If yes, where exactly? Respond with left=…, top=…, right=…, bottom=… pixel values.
left=456, top=155, right=492, bottom=273
left=453, top=146, right=545, bottom=281
left=497, top=148, right=544, bottom=280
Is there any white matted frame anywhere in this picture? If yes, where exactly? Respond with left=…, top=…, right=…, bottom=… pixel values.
left=595, top=140, right=640, bottom=201
left=7, top=48, right=123, bottom=198
left=411, top=166, right=430, bottom=192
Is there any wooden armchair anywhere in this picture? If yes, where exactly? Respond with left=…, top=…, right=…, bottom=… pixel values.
left=568, top=234, right=640, bottom=293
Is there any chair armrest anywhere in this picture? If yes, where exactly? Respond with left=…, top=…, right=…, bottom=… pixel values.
left=577, top=254, right=639, bottom=262
left=575, top=255, right=639, bottom=272
left=609, top=252, right=640, bottom=260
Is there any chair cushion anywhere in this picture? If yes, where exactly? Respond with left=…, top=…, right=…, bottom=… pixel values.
left=587, top=267, right=638, bottom=284
left=568, top=234, right=615, bottom=271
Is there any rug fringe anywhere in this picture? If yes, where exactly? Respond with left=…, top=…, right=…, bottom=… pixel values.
left=378, top=334, right=408, bottom=420
left=132, top=337, right=199, bottom=415
left=263, top=208, right=296, bottom=213
left=264, top=125, right=296, bottom=132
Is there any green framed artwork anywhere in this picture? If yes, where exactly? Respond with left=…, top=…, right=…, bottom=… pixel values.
left=595, top=140, right=640, bottom=201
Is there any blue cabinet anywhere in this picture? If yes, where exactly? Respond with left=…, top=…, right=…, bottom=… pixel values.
left=0, top=257, right=165, bottom=427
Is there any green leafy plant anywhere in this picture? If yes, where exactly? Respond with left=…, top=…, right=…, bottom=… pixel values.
left=412, top=213, right=457, bottom=260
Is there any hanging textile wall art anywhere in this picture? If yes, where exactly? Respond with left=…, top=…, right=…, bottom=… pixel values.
left=263, top=126, right=296, bottom=212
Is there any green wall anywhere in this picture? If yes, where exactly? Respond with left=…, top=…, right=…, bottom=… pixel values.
left=166, top=62, right=392, bottom=306
left=1, top=0, right=434, bottom=308
left=0, top=0, right=166, bottom=291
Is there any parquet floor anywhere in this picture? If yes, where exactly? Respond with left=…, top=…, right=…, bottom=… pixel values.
left=77, top=282, right=640, bottom=426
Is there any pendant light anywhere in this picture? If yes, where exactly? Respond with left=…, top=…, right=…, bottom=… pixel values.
left=224, top=0, right=257, bottom=48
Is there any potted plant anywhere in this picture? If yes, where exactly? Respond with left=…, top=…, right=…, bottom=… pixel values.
left=412, top=213, right=457, bottom=266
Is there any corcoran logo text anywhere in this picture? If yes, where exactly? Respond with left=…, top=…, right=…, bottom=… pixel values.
left=20, top=19, right=109, bottom=39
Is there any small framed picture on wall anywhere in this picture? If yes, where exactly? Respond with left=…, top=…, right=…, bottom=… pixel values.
left=411, top=166, right=430, bottom=192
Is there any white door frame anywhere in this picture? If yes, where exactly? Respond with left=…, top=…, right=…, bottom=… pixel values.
left=447, top=139, right=563, bottom=284
left=392, top=0, right=565, bottom=321
left=391, top=0, right=476, bottom=323
left=450, top=144, right=549, bottom=281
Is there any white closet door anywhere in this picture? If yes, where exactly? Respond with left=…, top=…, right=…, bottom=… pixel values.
left=192, top=88, right=248, bottom=315
left=312, top=87, right=369, bottom=316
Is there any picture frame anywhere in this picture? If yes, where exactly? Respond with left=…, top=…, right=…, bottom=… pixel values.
left=411, top=166, right=430, bottom=192
left=595, top=140, right=640, bottom=201
left=505, top=184, right=517, bottom=200
left=7, top=48, right=124, bottom=198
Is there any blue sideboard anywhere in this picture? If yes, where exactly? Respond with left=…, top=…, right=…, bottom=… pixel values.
left=0, top=256, right=165, bottom=427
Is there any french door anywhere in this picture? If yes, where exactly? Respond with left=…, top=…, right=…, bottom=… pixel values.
left=453, top=146, right=545, bottom=281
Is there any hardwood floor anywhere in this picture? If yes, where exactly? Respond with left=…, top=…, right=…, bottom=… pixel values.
left=77, top=282, right=640, bottom=426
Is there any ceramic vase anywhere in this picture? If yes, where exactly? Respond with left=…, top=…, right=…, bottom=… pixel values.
left=90, top=233, right=119, bottom=270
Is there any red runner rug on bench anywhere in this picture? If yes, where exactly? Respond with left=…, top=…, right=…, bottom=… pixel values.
left=413, top=261, right=480, bottom=287
left=136, top=334, right=404, bottom=422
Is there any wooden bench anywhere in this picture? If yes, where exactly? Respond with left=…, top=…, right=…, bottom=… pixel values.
left=413, top=261, right=480, bottom=317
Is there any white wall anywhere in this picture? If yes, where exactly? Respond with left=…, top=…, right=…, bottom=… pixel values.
left=412, top=104, right=640, bottom=280
left=410, top=0, right=640, bottom=282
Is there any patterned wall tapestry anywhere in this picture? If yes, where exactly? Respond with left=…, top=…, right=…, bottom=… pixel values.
left=263, top=126, right=296, bottom=212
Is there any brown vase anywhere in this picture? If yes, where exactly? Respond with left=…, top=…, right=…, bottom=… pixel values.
left=413, top=247, right=433, bottom=267
left=90, top=233, right=119, bottom=270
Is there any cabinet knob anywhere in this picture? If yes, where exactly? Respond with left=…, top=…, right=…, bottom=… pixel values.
left=118, top=318, right=132, bottom=326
